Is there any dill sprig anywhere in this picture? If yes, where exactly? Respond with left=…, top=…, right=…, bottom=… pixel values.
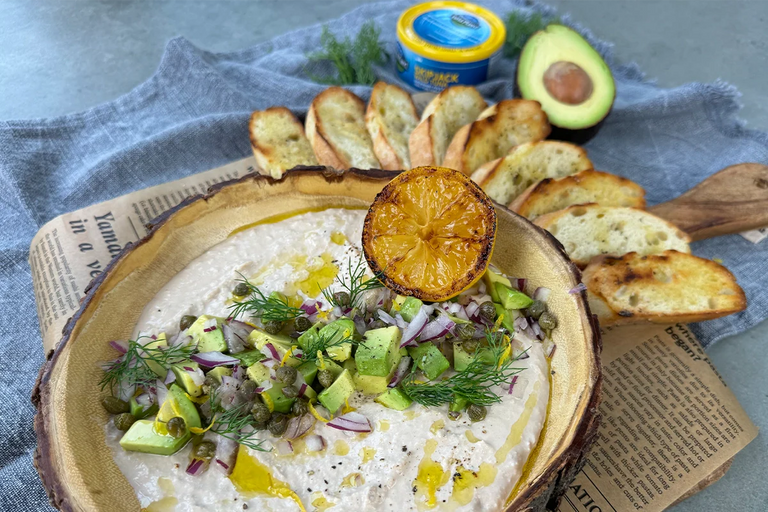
left=401, top=331, right=527, bottom=407
left=301, top=329, right=357, bottom=364
left=504, top=11, right=558, bottom=58
left=307, top=22, right=387, bottom=85
left=209, top=391, right=270, bottom=452
left=228, top=274, right=303, bottom=323
left=100, top=337, right=194, bottom=394
left=322, top=258, right=384, bottom=310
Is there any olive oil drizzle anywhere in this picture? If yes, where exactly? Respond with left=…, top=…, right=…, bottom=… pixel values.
left=227, top=205, right=368, bottom=237
left=413, top=439, right=451, bottom=510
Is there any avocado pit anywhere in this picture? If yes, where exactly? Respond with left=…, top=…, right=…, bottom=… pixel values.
left=543, top=61, right=593, bottom=105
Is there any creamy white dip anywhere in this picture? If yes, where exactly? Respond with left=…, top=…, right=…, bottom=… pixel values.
left=106, top=208, right=550, bottom=512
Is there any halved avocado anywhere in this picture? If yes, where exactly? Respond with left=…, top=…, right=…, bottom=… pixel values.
left=517, top=24, right=615, bottom=143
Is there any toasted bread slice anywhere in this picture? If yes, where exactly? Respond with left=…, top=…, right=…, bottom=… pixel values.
left=409, top=86, right=487, bottom=167
left=365, top=82, right=419, bottom=170
left=442, top=100, right=551, bottom=175
left=305, top=86, right=380, bottom=169
left=583, top=250, right=746, bottom=326
left=534, top=205, right=691, bottom=267
left=248, top=107, right=318, bottom=179
left=510, top=170, right=647, bottom=219
left=470, top=141, right=592, bottom=204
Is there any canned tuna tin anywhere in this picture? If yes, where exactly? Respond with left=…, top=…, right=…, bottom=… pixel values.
left=396, top=1, right=506, bottom=92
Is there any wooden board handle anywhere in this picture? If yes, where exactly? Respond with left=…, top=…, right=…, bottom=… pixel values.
left=649, top=163, right=768, bottom=241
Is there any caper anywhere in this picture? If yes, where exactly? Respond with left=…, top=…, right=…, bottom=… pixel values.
left=526, top=300, right=547, bottom=320
left=275, top=365, right=298, bottom=385
left=467, top=404, right=487, bottom=422
left=282, top=385, right=299, bottom=399
left=252, top=421, right=268, bottom=431
left=332, top=291, right=351, bottom=307
left=264, top=320, right=283, bottom=335
left=239, top=380, right=258, bottom=398
left=166, top=416, right=187, bottom=438
left=318, top=369, right=335, bottom=388
left=447, top=411, right=461, bottom=421
left=203, top=375, right=220, bottom=395
left=251, top=402, right=272, bottom=424
left=462, top=339, right=479, bottom=353
left=478, top=302, right=497, bottom=322
left=369, top=319, right=387, bottom=330
left=455, top=323, right=476, bottom=341
left=538, top=311, right=558, bottom=330
left=193, top=440, right=217, bottom=461
left=293, top=316, right=312, bottom=332
left=233, top=282, right=250, bottom=297
left=101, top=396, right=130, bottom=414
left=113, top=413, right=136, bottom=431
left=268, top=413, right=288, bottom=436
left=179, top=315, right=198, bottom=331
left=291, top=398, right=309, bottom=416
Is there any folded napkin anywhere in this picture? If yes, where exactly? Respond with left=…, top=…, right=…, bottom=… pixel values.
left=1, top=1, right=767, bottom=508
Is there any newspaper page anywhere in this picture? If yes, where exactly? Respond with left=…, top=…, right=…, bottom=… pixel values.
left=29, top=158, right=758, bottom=509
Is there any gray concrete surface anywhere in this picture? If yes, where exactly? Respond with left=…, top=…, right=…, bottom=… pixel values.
left=1, top=0, right=765, bottom=510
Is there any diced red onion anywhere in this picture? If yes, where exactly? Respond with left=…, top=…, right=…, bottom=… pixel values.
left=304, top=434, right=326, bottom=452
left=514, top=316, right=529, bottom=331
left=171, top=334, right=193, bottom=348
left=186, top=367, right=206, bottom=387
left=215, top=459, right=230, bottom=470
left=117, top=380, right=135, bottom=402
left=297, top=383, right=308, bottom=398
left=313, top=404, right=332, bottom=422
left=261, top=343, right=281, bottom=361
left=191, top=351, right=240, bottom=367
left=326, top=412, right=373, bottom=433
left=377, top=310, right=397, bottom=325
left=109, top=340, right=128, bottom=354
left=515, top=278, right=527, bottom=291
left=99, top=356, right=124, bottom=371
left=530, top=321, right=544, bottom=341
left=421, top=304, right=436, bottom=316
left=419, top=318, right=452, bottom=342
left=332, top=306, right=343, bottom=318
left=232, top=365, right=245, bottom=382
left=388, top=356, right=412, bottom=388
left=569, top=283, right=588, bottom=294
left=465, top=302, right=480, bottom=321
left=229, top=319, right=256, bottom=335
left=546, top=343, right=557, bottom=358
left=477, top=280, right=487, bottom=294
left=533, top=287, right=551, bottom=303
left=275, top=440, right=294, bottom=455
left=395, top=314, right=407, bottom=330
left=213, top=437, right=237, bottom=474
left=470, top=293, right=492, bottom=305
left=508, top=375, right=519, bottom=395
left=162, top=369, right=175, bottom=385
left=186, top=458, right=207, bottom=476
left=155, top=380, right=168, bottom=405
left=353, top=315, right=367, bottom=335
left=222, top=324, right=246, bottom=354
left=400, top=307, right=428, bottom=348
left=202, top=318, right=218, bottom=333
left=300, top=300, right=319, bottom=316
left=135, top=393, right=153, bottom=406
left=261, top=358, right=277, bottom=368
left=284, top=414, right=316, bottom=439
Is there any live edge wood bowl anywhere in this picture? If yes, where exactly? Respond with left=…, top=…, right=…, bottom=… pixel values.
left=32, top=167, right=602, bottom=512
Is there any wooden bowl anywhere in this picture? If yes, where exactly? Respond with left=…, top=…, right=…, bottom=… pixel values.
left=33, top=167, right=601, bottom=511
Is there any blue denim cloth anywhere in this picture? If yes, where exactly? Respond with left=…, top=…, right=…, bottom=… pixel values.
left=1, top=1, right=767, bottom=509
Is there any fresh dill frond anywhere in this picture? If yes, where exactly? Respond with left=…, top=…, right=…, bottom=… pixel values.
left=504, top=11, right=557, bottom=58
left=322, top=258, right=384, bottom=310
left=209, top=392, right=270, bottom=452
left=307, top=21, right=387, bottom=85
left=301, top=329, right=357, bottom=364
left=100, top=337, right=194, bottom=394
left=228, top=274, right=303, bottom=323
left=401, top=330, right=527, bottom=407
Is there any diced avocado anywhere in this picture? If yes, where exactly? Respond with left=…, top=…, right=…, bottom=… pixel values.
left=318, top=369, right=355, bottom=414
left=495, top=282, right=534, bottom=310
left=321, top=358, right=344, bottom=378
left=144, top=334, right=169, bottom=377
left=119, top=420, right=190, bottom=455
left=343, top=358, right=357, bottom=373
left=233, top=350, right=265, bottom=367
left=453, top=344, right=495, bottom=372
left=156, top=384, right=202, bottom=429
left=353, top=372, right=390, bottom=395
left=447, top=314, right=473, bottom=325
left=261, top=383, right=295, bottom=414
left=449, top=395, right=468, bottom=413
left=297, top=322, right=322, bottom=352
left=399, top=297, right=423, bottom=322
left=318, top=319, right=356, bottom=362
left=493, top=303, right=517, bottom=333
left=298, top=361, right=318, bottom=385
left=207, top=366, right=232, bottom=384
left=187, top=315, right=227, bottom=353
left=399, top=347, right=409, bottom=356
left=171, top=360, right=203, bottom=397
left=246, top=362, right=270, bottom=384
left=129, top=395, right=158, bottom=420
left=408, top=343, right=450, bottom=381
left=248, top=329, right=302, bottom=367
left=376, top=388, right=413, bottom=411
left=484, top=269, right=512, bottom=303
left=301, top=384, right=318, bottom=401
left=355, top=326, right=401, bottom=377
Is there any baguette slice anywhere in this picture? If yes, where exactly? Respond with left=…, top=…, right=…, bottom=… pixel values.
left=442, top=100, right=551, bottom=175
left=249, top=107, right=318, bottom=179
left=365, top=82, right=419, bottom=170
left=409, top=86, right=487, bottom=167
left=534, top=204, right=691, bottom=267
left=305, top=86, right=380, bottom=170
left=510, top=170, right=647, bottom=219
left=583, top=250, right=746, bottom=326
left=470, top=141, right=592, bottom=204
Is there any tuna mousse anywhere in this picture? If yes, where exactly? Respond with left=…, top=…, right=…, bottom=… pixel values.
left=100, top=206, right=556, bottom=512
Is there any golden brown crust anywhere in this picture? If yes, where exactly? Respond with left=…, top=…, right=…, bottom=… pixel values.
left=408, top=116, right=436, bottom=167
left=249, top=107, right=313, bottom=178
left=366, top=82, right=418, bottom=170
left=442, top=123, right=472, bottom=171
left=306, top=86, right=369, bottom=169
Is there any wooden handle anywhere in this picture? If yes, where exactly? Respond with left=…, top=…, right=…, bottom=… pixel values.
left=649, top=163, right=768, bottom=241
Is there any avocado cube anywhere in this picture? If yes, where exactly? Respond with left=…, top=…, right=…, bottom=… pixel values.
left=248, top=329, right=301, bottom=367
left=353, top=372, right=390, bottom=395
left=322, top=358, right=344, bottom=379
left=297, top=361, right=318, bottom=385
left=484, top=269, right=512, bottom=303
left=119, top=420, right=190, bottom=455
left=408, top=343, right=450, bottom=381
left=342, top=358, right=357, bottom=374
left=246, top=362, right=270, bottom=384
left=495, top=283, right=533, bottom=310
left=355, top=326, right=401, bottom=377
left=261, top=383, right=295, bottom=414
left=207, top=366, right=232, bottom=384
left=156, top=384, right=202, bottom=429
left=453, top=344, right=495, bottom=372
left=493, top=303, right=517, bottom=333
left=171, top=360, right=204, bottom=397
left=129, top=395, right=158, bottom=420
left=318, top=369, right=355, bottom=414
left=301, top=384, right=318, bottom=401
left=187, top=315, right=227, bottom=353
left=399, top=297, right=423, bottom=322
left=318, top=319, right=356, bottom=362
left=449, top=395, right=468, bottom=413
left=144, top=334, right=168, bottom=377
left=375, top=388, right=413, bottom=411
left=297, top=322, right=322, bottom=352
left=233, top=350, right=266, bottom=367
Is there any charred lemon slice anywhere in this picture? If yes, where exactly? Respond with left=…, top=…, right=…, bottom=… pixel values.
left=362, top=166, right=496, bottom=302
